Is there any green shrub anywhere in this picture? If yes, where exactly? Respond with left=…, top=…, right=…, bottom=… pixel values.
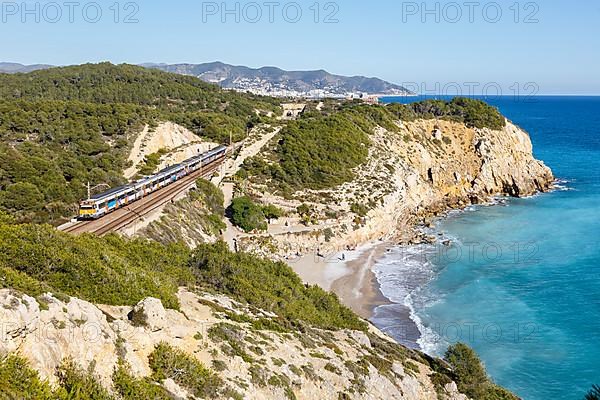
left=0, top=220, right=193, bottom=309
left=350, top=203, right=369, bottom=217
left=56, top=360, right=113, bottom=400
left=138, top=148, right=168, bottom=176
left=194, top=178, right=226, bottom=216
left=0, top=354, right=55, bottom=399
left=149, top=342, right=222, bottom=398
left=262, top=204, right=284, bottom=220
left=205, top=213, right=227, bottom=235
left=212, top=360, right=228, bottom=372
left=445, top=343, right=518, bottom=400
left=208, top=323, right=254, bottom=363
left=323, top=228, right=334, bottom=242
left=189, top=241, right=367, bottom=331
left=229, top=196, right=268, bottom=232
left=324, top=363, right=341, bottom=374
left=112, top=361, right=172, bottom=400
left=297, top=204, right=311, bottom=216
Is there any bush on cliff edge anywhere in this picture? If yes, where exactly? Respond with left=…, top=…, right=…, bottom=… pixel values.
left=445, top=343, right=518, bottom=400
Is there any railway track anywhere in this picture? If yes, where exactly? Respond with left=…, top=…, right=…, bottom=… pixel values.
left=61, top=157, right=224, bottom=236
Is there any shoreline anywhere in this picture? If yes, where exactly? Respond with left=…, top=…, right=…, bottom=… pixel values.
left=280, top=118, right=556, bottom=353
left=286, top=188, right=560, bottom=351
left=287, top=241, right=390, bottom=318
left=328, top=242, right=390, bottom=319
left=287, top=240, right=423, bottom=348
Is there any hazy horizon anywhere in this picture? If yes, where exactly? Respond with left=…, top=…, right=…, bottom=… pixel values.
left=1, top=0, right=598, bottom=95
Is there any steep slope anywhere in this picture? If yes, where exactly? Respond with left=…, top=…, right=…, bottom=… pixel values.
left=235, top=99, right=553, bottom=260
left=0, top=214, right=509, bottom=399
left=0, top=288, right=473, bottom=400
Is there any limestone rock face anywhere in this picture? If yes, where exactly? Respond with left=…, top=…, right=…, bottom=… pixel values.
left=0, top=291, right=118, bottom=388
left=129, top=297, right=167, bottom=332
left=240, top=118, right=554, bottom=260
left=0, top=291, right=40, bottom=346
left=0, top=288, right=471, bottom=400
left=473, top=123, right=553, bottom=196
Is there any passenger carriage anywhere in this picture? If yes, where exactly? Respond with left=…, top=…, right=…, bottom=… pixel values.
left=78, top=145, right=227, bottom=220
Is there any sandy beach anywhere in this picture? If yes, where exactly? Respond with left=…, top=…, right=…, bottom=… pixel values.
left=329, top=243, right=391, bottom=319
left=288, top=242, right=390, bottom=319
left=287, top=240, right=423, bottom=349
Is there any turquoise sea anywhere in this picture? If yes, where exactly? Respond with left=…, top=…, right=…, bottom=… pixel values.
left=375, top=96, right=600, bottom=399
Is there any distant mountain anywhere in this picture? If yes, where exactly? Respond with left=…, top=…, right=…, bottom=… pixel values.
left=142, top=62, right=413, bottom=98
left=0, top=61, right=414, bottom=97
left=0, top=62, right=54, bottom=74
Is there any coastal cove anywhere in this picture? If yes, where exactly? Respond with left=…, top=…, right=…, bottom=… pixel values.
left=372, top=96, right=600, bottom=399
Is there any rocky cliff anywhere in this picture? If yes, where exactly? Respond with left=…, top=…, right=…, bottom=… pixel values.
left=0, top=288, right=469, bottom=399
left=239, top=118, right=553, bottom=258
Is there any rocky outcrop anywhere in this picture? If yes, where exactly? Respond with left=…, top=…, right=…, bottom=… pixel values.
left=0, top=288, right=468, bottom=400
left=472, top=123, right=552, bottom=197
left=240, top=118, right=553, bottom=258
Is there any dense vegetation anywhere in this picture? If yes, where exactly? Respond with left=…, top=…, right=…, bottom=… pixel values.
left=387, top=97, right=506, bottom=130
left=228, top=196, right=283, bottom=232
left=0, top=62, right=280, bottom=143
left=0, top=99, right=158, bottom=223
left=0, top=352, right=217, bottom=399
left=0, top=212, right=193, bottom=309
left=0, top=212, right=363, bottom=331
left=0, top=63, right=279, bottom=224
left=141, top=178, right=227, bottom=243
left=137, top=148, right=168, bottom=176
left=112, top=361, right=173, bottom=399
left=149, top=342, right=222, bottom=398
left=0, top=354, right=125, bottom=399
left=445, top=343, right=518, bottom=400
left=189, top=241, right=367, bottom=331
left=241, top=97, right=505, bottom=194
left=240, top=108, right=374, bottom=194
left=230, top=196, right=268, bottom=232
left=195, top=178, right=226, bottom=216
left=0, top=354, right=55, bottom=399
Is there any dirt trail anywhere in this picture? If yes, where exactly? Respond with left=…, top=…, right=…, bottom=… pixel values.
left=218, top=125, right=282, bottom=181
left=124, top=122, right=216, bottom=179
left=209, top=125, right=284, bottom=251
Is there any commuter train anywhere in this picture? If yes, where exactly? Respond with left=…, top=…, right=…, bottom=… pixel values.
left=78, top=145, right=228, bottom=220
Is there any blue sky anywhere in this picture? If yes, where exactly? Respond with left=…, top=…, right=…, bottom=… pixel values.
left=1, top=0, right=599, bottom=94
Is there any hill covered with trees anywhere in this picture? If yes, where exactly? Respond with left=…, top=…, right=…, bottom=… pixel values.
left=241, top=97, right=506, bottom=195
left=0, top=63, right=280, bottom=224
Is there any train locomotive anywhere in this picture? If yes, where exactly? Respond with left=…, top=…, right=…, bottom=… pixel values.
left=78, top=145, right=227, bottom=220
